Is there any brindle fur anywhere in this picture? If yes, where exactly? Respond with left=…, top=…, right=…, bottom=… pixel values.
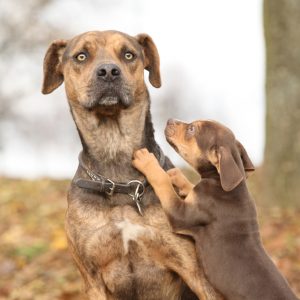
left=42, top=31, right=220, bottom=300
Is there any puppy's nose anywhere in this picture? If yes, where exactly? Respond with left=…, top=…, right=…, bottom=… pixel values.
left=97, top=64, right=121, bottom=82
left=167, top=119, right=180, bottom=126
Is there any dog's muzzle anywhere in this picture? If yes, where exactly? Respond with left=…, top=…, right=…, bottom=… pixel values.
left=85, top=64, right=132, bottom=108
left=84, top=85, right=132, bottom=109
left=165, top=119, right=181, bottom=152
left=165, top=119, right=178, bottom=138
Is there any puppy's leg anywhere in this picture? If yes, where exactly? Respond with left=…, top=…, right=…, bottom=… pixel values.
left=133, top=149, right=211, bottom=229
left=167, top=168, right=195, bottom=197
left=133, top=149, right=180, bottom=210
left=133, top=149, right=220, bottom=300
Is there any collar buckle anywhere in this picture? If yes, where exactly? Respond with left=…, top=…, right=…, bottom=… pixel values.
left=128, top=180, right=145, bottom=198
left=106, top=179, right=116, bottom=196
left=128, top=180, right=145, bottom=215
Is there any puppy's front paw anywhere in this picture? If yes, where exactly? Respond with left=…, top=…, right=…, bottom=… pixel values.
left=132, top=148, right=160, bottom=175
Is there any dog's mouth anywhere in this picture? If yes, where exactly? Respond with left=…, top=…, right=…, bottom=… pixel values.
left=84, top=93, right=132, bottom=111
left=99, top=96, right=120, bottom=106
left=166, top=136, right=179, bottom=153
left=164, top=125, right=176, bottom=138
left=82, top=81, right=133, bottom=114
left=165, top=125, right=180, bottom=152
left=95, top=93, right=129, bottom=108
left=81, top=81, right=134, bottom=111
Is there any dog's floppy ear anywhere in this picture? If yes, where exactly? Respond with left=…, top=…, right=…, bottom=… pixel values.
left=236, top=140, right=255, bottom=176
left=42, top=39, right=68, bottom=94
left=136, top=34, right=161, bottom=88
left=209, top=146, right=244, bottom=192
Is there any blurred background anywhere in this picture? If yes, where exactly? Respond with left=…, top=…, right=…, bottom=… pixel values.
left=0, top=0, right=299, bottom=299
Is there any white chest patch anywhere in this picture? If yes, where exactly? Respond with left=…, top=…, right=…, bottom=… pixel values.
left=116, top=219, right=151, bottom=254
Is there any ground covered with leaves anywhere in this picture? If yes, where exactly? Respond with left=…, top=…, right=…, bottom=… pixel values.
left=0, top=177, right=299, bottom=299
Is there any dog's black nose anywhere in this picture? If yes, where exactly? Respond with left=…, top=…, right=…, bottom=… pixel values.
left=97, top=64, right=121, bottom=81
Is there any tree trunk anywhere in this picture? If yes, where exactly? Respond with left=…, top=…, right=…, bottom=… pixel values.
left=264, top=0, right=300, bottom=206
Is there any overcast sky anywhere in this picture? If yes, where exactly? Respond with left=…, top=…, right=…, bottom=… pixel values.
left=0, top=0, right=264, bottom=178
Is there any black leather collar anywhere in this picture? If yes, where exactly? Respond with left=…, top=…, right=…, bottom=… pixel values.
left=74, top=146, right=166, bottom=215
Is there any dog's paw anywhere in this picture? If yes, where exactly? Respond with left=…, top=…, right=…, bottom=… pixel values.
left=167, top=168, right=187, bottom=185
left=167, top=168, right=194, bottom=196
left=133, top=148, right=160, bottom=174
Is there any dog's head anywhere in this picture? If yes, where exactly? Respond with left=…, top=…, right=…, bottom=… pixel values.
left=165, top=119, right=255, bottom=191
left=42, top=31, right=161, bottom=114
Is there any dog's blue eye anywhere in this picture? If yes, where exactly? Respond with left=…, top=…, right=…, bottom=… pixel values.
left=124, top=52, right=134, bottom=60
left=76, top=53, right=87, bottom=62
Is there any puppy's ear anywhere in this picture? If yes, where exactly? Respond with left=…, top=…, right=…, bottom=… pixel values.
left=209, top=146, right=244, bottom=192
left=236, top=140, right=255, bottom=176
left=42, top=39, right=68, bottom=94
left=136, top=34, right=161, bottom=88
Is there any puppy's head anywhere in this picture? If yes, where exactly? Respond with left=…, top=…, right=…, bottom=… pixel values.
left=42, top=31, right=161, bottom=114
left=165, top=119, right=255, bottom=191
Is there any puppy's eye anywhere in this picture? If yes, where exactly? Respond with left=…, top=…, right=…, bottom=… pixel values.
left=76, top=53, right=87, bottom=62
left=187, top=125, right=195, bottom=135
left=124, top=52, right=134, bottom=60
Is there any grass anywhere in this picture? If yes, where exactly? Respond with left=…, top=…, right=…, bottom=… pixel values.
left=0, top=176, right=299, bottom=299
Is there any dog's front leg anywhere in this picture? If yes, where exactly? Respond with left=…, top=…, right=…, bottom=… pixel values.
left=133, top=149, right=189, bottom=216
left=133, top=149, right=221, bottom=300
left=167, top=168, right=195, bottom=197
left=133, top=149, right=211, bottom=230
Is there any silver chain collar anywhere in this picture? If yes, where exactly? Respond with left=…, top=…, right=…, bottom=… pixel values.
left=78, top=146, right=165, bottom=216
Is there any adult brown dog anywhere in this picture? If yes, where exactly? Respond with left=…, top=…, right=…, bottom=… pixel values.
left=42, top=31, right=221, bottom=300
left=133, top=119, right=299, bottom=300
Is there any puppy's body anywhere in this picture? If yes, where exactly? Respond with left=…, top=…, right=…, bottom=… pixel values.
left=42, top=31, right=220, bottom=299
left=133, top=119, right=298, bottom=300
left=191, top=177, right=297, bottom=300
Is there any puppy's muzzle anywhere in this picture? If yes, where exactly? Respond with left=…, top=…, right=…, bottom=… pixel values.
left=165, top=119, right=181, bottom=137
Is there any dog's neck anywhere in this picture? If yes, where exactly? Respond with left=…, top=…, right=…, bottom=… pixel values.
left=197, top=165, right=220, bottom=180
left=196, top=160, right=220, bottom=180
left=198, top=165, right=248, bottom=196
left=69, top=91, right=157, bottom=180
